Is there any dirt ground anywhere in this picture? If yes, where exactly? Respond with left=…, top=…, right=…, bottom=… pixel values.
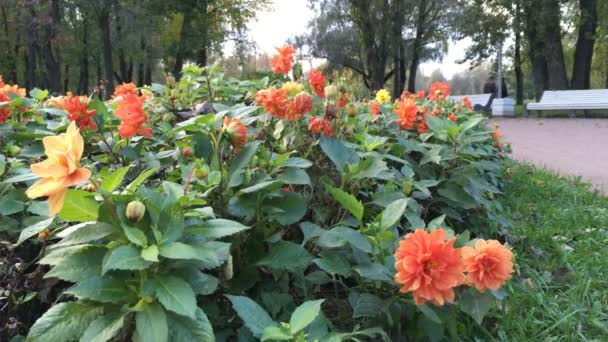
left=493, top=118, right=608, bottom=193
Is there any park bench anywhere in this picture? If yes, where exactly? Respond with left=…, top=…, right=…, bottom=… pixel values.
left=449, top=93, right=494, bottom=113
left=526, top=89, right=608, bottom=116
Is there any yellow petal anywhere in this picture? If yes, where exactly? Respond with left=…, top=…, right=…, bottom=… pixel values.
left=67, top=121, right=84, bottom=160
left=25, top=177, right=65, bottom=199
left=42, top=135, right=67, bottom=158
left=48, top=188, right=67, bottom=216
left=31, top=159, right=68, bottom=178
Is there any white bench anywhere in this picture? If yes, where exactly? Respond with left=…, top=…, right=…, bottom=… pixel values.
left=449, top=93, right=493, bottom=113
left=526, top=89, right=608, bottom=116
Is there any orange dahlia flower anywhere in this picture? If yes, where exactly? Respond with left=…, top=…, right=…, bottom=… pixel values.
left=114, top=95, right=152, bottom=138
left=394, top=229, right=466, bottom=306
left=448, top=112, right=458, bottom=122
left=64, top=95, right=97, bottom=131
left=428, top=82, right=450, bottom=101
left=417, top=117, right=429, bottom=134
left=293, top=92, right=313, bottom=115
left=113, top=82, right=139, bottom=99
left=393, top=99, right=417, bottom=130
left=308, top=116, right=333, bottom=137
left=370, top=101, right=380, bottom=116
left=270, top=45, right=296, bottom=75
left=308, top=70, right=325, bottom=98
left=0, top=84, right=26, bottom=97
left=256, top=88, right=290, bottom=118
left=26, top=122, right=91, bottom=215
left=462, top=239, right=514, bottom=292
left=462, top=96, right=473, bottom=110
left=0, top=93, right=11, bottom=124
left=222, top=117, right=247, bottom=148
left=416, top=90, right=425, bottom=99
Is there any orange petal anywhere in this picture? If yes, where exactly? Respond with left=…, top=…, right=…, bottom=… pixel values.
left=62, top=168, right=91, bottom=188
left=48, top=188, right=67, bottom=216
left=42, top=135, right=67, bottom=156
left=25, top=177, right=66, bottom=199
left=31, top=159, right=68, bottom=178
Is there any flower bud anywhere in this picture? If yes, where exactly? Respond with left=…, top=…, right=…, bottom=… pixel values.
left=162, top=113, right=175, bottom=122
left=402, top=179, right=413, bottom=196
left=170, top=89, right=179, bottom=98
left=195, top=164, right=210, bottom=180
left=166, top=74, right=176, bottom=87
left=38, top=228, right=52, bottom=240
left=126, top=200, right=146, bottom=222
left=8, top=145, right=21, bottom=157
left=84, top=183, right=96, bottom=192
left=345, top=103, right=358, bottom=117
left=182, top=147, right=193, bottom=158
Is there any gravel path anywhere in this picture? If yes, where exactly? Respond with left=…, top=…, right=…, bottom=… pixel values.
left=493, top=118, right=608, bottom=192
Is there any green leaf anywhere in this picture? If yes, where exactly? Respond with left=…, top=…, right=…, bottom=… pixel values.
left=102, top=245, right=151, bottom=274
left=185, top=219, right=249, bottom=239
left=380, top=198, right=408, bottom=230
left=290, top=299, right=324, bottom=334
left=261, top=326, right=292, bottom=341
left=80, top=312, right=126, bottom=342
left=319, top=136, right=359, bottom=173
left=353, top=263, right=392, bottom=282
left=418, top=304, right=443, bottom=324
left=3, top=172, right=40, bottom=183
left=45, top=247, right=106, bottom=282
left=349, top=293, right=385, bottom=319
left=26, top=302, right=103, bottom=342
left=127, top=168, right=159, bottom=191
left=438, top=184, right=477, bottom=209
left=136, top=302, right=168, bottom=342
left=167, top=308, right=215, bottom=342
left=313, top=251, right=351, bottom=277
left=427, top=214, right=446, bottom=229
left=66, top=276, right=132, bottom=303
left=257, top=240, right=313, bottom=271
left=58, top=189, right=99, bottom=222
left=16, top=217, right=54, bottom=246
left=123, top=225, right=148, bottom=247
left=228, top=141, right=262, bottom=187
left=226, top=295, right=277, bottom=338
left=325, top=185, right=363, bottom=222
left=101, top=166, right=130, bottom=192
left=277, top=167, right=311, bottom=186
left=266, top=191, right=308, bottom=225
left=239, top=180, right=282, bottom=194
left=141, top=245, right=159, bottom=262
left=153, top=275, right=197, bottom=318
left=55, top=222, right=115, bottom=247
left=317, top=226, right=371, bottom=253
left=459, top=289, right=493, bottom=325
left=283, top=157, right=313, bottom=168
left=158, top=241, right=230, bottom=268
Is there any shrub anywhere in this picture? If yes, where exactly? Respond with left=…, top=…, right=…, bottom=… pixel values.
left=0, top=46, right=513, bottom=341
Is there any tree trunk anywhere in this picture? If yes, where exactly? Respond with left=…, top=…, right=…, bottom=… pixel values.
left=137, top=36, right=145, bottom=86
left=571, top=0, right=597, bottom=89
left=63, top=64, right=69, bottom=93
left=197, top=0, right=209, bottom=66
left=541, top=0, right=568, bottom=90
left=391, top=0, right=405, bottom=98
left=25, top=0, right=38, bottom=91
left=115, top=9, right=129, bottom=84
left=408, top=0, right=427, bottom=93
left=514, top=0, right=524, bottom=105
left=40, top=0, right=62, bottom=93
left=523, top=0, right=548, bottom=100
left=78, top=16, right=89, bottom=94
left=1, top=4, right=18, bottom=84
left=99, top=1, right=114, bottom=97
left=173, top=10, right=194, bottom=79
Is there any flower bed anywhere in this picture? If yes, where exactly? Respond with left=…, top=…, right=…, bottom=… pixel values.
left=0, top=47, right=514, bottom=341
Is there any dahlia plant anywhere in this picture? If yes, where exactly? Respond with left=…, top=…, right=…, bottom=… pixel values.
left=0, top=45, right=514, bottom=341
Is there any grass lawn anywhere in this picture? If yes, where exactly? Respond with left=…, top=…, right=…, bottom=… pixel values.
left=485, top=163, right=608, bottom=340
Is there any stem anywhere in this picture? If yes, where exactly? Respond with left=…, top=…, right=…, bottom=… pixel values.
left=183, top=163, right=195, bottom=195
left=89, top=177, right=119, bottom=221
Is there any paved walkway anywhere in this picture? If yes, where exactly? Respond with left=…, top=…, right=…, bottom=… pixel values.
left=493, top=118, right=608, bottom=192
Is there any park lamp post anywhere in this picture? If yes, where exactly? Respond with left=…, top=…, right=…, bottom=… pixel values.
left=492, top=40, right=515, bottom=117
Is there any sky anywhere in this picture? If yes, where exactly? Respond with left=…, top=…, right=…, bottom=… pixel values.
left=247, top=0, right=472, bottom=80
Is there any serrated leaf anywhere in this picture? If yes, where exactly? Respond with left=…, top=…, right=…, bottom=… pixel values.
left=325, top=185, right=363, bottom=222
left=153, top=275, right=197, bottom=318
left=380, top=198, right=408, bottom=230
left=317, top=226, right=371, bottom=253
left=58, top=189, right=99, bottom=222
left=16, top=217, right=54, bottom=246
left=141, top=244, right=159, bottom=262
left=290, top=299, right=324, bottom=334
left=185, top=219, right=249, bottom=239
left=26, top=302, right=103, bottom=342
left=277, top=167, right=311, bottom=186
left=79, top=312, right=126, bottom=342
left=257, top=240, right=313, bottom=271
left=319, top=136, right=359, bottom=173
left=226, top=295, right=277, bottom=338
left=123, top=225, right=148, bottom=247
left=167, top=308, right=215, bottom=342
left=136, top=302, right=168, bottom=342
left=418, top=304, right=443, bottom=324
left=101, top=166, right=130, bottom=192
left=313, top=251, right=351, bottom=277
left=66, top=276, right=132, bottom=303
left=158, top=241, right=230, bottom=269
left=261, top=326, right=292, bottom=341
left=349, top=293, right=385, bottom=319
left=55, top=222, right=115, bottom=247
left=102, top=245, right=151, bottom=274
left=127, top=168, right=158, bottom=191
left=45, top=247, right=106, bottom=282
left=459, top=289, right=493, bottom=325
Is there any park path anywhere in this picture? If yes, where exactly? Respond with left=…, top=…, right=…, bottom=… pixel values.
left=493, top=118, right=608, bottom=193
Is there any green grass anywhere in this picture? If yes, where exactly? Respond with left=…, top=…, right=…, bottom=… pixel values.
left=485, top=163, right=608, bottom=340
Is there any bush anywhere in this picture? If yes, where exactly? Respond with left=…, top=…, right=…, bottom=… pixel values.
left=0, top=48, right=513, bottom=341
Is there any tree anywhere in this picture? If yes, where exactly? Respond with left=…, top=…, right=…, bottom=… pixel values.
left=571, top=0, right=597, bottom=89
